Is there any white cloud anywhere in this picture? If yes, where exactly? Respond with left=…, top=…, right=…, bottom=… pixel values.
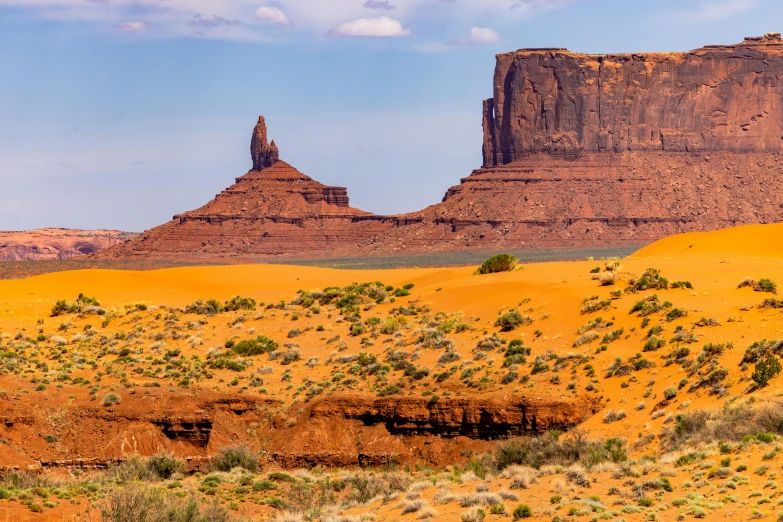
left=254, top=6, right=292, bottom=26
left=675, top=0, right=756, bottom=22
left=0, top=0, right=577, bottom=41
left=114, top=21, right=147, bottom=32
left=464, top=27, right=499, bottom=44
left=416, top=26, right=499, bottom=52
left=329, top=16, right=410, bottom=37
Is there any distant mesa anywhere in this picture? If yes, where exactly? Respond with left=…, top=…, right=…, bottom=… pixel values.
left=98, top=34, right=783, bottom=260
left=0, top=229, right=137, bottom=261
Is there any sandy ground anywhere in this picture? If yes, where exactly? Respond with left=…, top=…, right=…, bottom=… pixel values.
left=1, top=223, right=783, bottom=520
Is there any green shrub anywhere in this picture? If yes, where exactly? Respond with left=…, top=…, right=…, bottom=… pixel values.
left=495, top=310, right=530, bottom=331
left=223, top=296, right=256, bottom=311
left=103, top=393, right=121, bottom=407
left=146, top=453, right=184, bottom=480
left=757, top=279, right=778, bottom=294
left=513, top=505, right=532, bottom=519
left=210, top=445, right=258, bottom=472
left=475, top=254, right=518, bottom=275
left=232, top=336, right=278, bottom=356
left=753, top=356, right=782, bottom=388
left=663, top=386, right=678, bottom=400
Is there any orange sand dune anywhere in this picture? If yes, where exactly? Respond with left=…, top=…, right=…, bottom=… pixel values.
left=2, top=224, right=783, bottom=520
left=633, top=222, right=783, bottom=259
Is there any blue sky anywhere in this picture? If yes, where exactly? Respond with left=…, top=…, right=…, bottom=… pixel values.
left=0, top=0, right=776, bottom=231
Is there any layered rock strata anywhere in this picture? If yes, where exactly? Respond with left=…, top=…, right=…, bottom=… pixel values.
left=98, top=34, right=783, bottom=259
left=0, top=228, right=137, bottom=261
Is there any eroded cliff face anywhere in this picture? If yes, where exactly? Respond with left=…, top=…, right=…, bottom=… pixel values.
left=0, top=229, right=137, bottom=261
left=482, top=33, right=783, bottom=165
left=97, top=35, right=783, bottom=260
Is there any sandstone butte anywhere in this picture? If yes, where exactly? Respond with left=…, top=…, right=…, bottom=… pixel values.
left=0, top=228, right=137, bottom=261
left=98, top=33, right=783, bottom=260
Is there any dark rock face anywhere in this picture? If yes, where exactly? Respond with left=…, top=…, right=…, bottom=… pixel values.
left=483, top=33, right=783, bottom=165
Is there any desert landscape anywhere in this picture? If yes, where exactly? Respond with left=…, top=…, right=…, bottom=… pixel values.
left=6, top=1, right=783, bottom=518
left=3, top=224, right=783, bottom=521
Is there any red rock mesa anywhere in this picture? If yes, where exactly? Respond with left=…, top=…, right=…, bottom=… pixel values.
left=99, top=34, right=783, bottom=259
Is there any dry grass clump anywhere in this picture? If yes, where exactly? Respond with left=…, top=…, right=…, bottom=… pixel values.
left=603, top=409, right=626, bottom=423
left=663, top=401, right=783, bottom=448
left=101, top=483, right=241, bottom=522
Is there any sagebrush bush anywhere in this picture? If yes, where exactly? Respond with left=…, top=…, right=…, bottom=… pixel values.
left=101, top=484, right=236, bottom=522
left=103, top=393, right=121, bottom=407
left=475, top=254, right=517, bottom=275
left=210, top=445, right=258, bottom=472
left=232, top=336, right=278, bottom=356
left=495, top=310, right=531, bottom=331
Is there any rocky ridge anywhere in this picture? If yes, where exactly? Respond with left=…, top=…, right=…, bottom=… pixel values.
left=0, top=228, right=137, bottom=261
left=98, top=34, right=783, bottom=259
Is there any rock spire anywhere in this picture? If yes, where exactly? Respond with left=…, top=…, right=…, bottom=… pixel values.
left=250, top=115, right=280, bottom=171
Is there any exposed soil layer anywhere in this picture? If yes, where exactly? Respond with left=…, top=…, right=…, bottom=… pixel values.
left=0, top=384, right=594, bottom=471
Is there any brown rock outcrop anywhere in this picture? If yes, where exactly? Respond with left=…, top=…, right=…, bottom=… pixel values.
left=98, top=34, right=783, bottom=260
left=0, top=228, right=137, bottom=261
left=265, top=394, right=601, bottom=468
left=482, top=32, right=783, bottom=163
left=250, top=115, right=280, bottom=171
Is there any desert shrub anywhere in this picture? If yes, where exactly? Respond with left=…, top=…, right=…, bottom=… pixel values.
left=475, top=335, right=505, bottom=352
left=643, top=336, right=666, bottom=352
left=50, top=293, right=104, bottom=317
left=574, top=332, right=599, bottom=347
left=438, top=349, right=461, bottom=366
left=101, top=484, right=236, bottom=522
left=349, top=323, right=366, bottom=336
left=493, top=431, right=626, bottom=471
left=513, top=505, right=532, bottom=519
left=742, top=340, right=783, bottom=364
left=603, top=409, right=626, bottom=423
left=671, top=281, right=693, bottom=289
left=501, top=372, right=519, bottom=384
left=210, top=445, right=258, bottom=472
left=223, top=296, right=256, bottom=312
left=663, top=401, right=783, bottom=448
left=103, top=393, right=121, bottom=407
left=757, top=278, right=778, bottom=294
left=739, top=277, right=778, bottom=294
left=753, top=356, right=783, bottom=388
left=663, top=386, right=678, bottom=400
left=280, top=349, right=301, bottom=365
left=146, top=453, right=184, bottom=480
left=581, top=300, right=611, bottom=315
left=461, top=508, right=486, bottom=522
left=629, top=294, right=669, bottom=317
left=601, top=328, right=624, bottom=344
left=475, top=254, right=517, bottom=275
left=666, top=308, right=687, bottom=322
left=232, top=336, right=278, bottom=356
left=495, top=310, right=531, bottom=331
left=184, top=299, right=224, bottom=315
left=629, top=268, right=669, bottom=291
